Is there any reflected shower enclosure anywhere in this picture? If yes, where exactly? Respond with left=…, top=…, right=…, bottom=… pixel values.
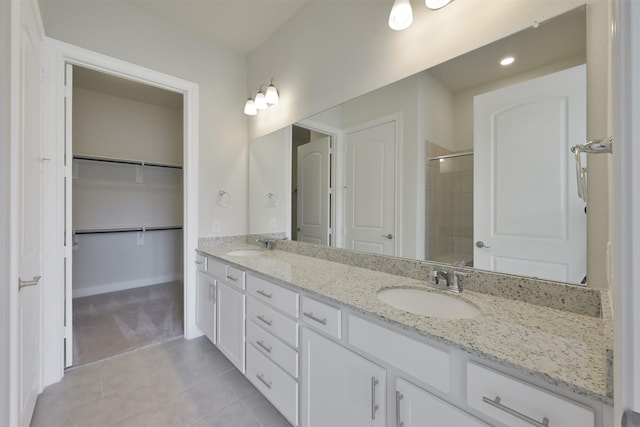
left=426, top=150, right=474, bottom=266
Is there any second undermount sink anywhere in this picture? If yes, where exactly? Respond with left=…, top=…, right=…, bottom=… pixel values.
left=377, top=288, right=480, bottom=319
left=226, top=249, right=264, bottom=257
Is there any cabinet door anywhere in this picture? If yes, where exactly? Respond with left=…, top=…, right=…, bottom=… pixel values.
left=217, top=281, right=246, bottom=373
left=196, top=270, right=216, bottom=343
left=396, top=378, right=487, bottom=427
left=302, top=328, right=385, bottom=427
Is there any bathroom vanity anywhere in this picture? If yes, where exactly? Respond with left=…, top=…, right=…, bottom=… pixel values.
left=196, top=243, right=613, bottom=427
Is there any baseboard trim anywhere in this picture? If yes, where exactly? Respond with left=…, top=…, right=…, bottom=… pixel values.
left=72, top=274, right=184, bottom=298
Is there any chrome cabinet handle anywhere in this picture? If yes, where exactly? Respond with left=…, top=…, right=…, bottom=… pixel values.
left=256, top=373, right=272, bottom=389
left=226, top=274, right=238, bottom=282
left=209, top=282, right=215, bottom=302
left=371, top=377, right=380, bottom=420
left=256, top=315, right=273, bottom=326
left=256, top=340, right=272, bottom=353
left=482, top=396, right=549, bottom=427
left=194, top=260, right=202, bottom=265
left=256, top=289, right=273, bottom=299
left=476, top=241, right=491, bottom=249
left=303, top=312, right=327, bottom=325
left=19, top=275, right=41, bottom=290
left=381, top=233, right=393, bottom=239
left=395, top=391, right=404, bottom=427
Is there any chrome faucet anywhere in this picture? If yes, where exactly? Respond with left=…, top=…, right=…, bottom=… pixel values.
left=449, top=270, right=468, bottom=293
left=256, top=238, right=275, bottom=250
left=429, top=268, right=468, bottom=293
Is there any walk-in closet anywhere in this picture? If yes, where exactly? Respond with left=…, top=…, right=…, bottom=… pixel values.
left=70, top=66, right=185, bottom=366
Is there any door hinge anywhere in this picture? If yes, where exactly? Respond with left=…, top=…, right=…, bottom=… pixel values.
left=64, top=245, right=73, bottom=258
left=64, top=164, right=72, bottom=179
left=64, top=325, right=71, bottom=339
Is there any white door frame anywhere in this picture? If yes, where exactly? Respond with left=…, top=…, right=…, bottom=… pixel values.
left=612, top=0, right=640, bottom=424
left=296, top=119, right=343, bottom=247
left=342, top=113, right=402, bottom=256
left=42, top=38, right=199, bottom=387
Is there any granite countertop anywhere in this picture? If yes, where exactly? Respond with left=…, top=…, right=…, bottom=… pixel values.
left=198, top=244, right=613, bottom=405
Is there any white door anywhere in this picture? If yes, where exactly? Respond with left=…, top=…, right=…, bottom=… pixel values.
left=474, top=65, right=586, bottom=284
left=297, top=137, right=330, bottom=245
left=12, top=1, right=44, bottom=425
left=216, top=281, right=245, bottom=373
left=63, top=63, right=74, bottom=367
left=344, top=120, right=396, bottom=256
left=302, top=328, right=386, bottom=427
left=396, top=378, right=488, bottom=427
left=196, top=270, right=216, bottom=343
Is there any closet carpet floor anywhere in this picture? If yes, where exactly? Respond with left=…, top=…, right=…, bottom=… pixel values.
left=73, top=281, right=184, bottom=366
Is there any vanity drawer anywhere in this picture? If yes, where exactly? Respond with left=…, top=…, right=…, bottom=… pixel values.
left=247, top=321, right=298, bottom=378
left=300, top=296, right=341, bottom=339
left=224, top=265, right=245, bottom=290
left=247, top=274, right=299, bottom=317
left=247, top=297, right=299, bottom=348
left=195, top=253, right=208, bottom=272
left=466, top=362, right=595, bottom=427
left=348, top=315, right=450, bottom=394
left=246, top=344, right=299, bottom=426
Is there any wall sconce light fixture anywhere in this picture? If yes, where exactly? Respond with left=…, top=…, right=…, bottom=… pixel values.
left=389, top=0, right=453, bottom=30
left=245, top=79, right=279, bottom=115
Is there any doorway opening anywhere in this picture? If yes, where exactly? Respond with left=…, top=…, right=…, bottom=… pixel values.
left=66, top=65, right=185, bottom=367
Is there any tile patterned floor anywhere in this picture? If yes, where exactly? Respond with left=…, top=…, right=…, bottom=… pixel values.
left=31, top=337, right=293, bottom=427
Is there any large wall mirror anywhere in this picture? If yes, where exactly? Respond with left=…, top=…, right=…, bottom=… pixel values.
left=250, top=6, right=599, bottom=286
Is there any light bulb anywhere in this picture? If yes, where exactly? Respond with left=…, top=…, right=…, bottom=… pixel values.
left=388, top=0, right=413, bottom=30
left=244, top=98, right=257, bottom=115
left=265, top=83, right=279, bottom=105
left=255, top=92, right=268, bottom=110
left=425, top=0, right=453, bottom=10
left=500, top=56, right=515, bottom=66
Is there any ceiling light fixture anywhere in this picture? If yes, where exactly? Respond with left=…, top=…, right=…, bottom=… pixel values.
left=244, top=80, right=279, bottom=115
left=389, top=0, right=452, bottom=31
left=425, top=0, right=453, bottom=10
left=500, top=56, right=515, bottom=66
left=388, top=0, right=413, bottom=31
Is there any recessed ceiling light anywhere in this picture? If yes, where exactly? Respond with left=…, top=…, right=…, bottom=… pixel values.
left=500, top=56, right=515, bottom=66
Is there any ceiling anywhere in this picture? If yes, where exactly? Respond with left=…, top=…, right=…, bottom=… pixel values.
left=123, top=0, right=311, bottom=55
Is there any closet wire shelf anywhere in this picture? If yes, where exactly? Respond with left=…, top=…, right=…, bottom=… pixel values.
left=73, top=154, right=183, bottom=170
left=73, top=225, right=183, bottom=235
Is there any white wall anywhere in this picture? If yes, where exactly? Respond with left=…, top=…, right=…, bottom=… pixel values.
left=73, top=87, right=183, bottom=164
left=0, top=1, right=10, bottom=423
left=249, top=127, right=291, bottom=236
left=39, top=0, right=249, bottom=238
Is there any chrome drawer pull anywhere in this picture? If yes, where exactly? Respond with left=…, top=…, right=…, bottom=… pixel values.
left=256, top=373, right=272, bottom=389
left=256, top=289, right=273, bottom=299
left=19, top=275, right=41, bottom=290
left=303, top=311, right=328, bottom=325
left=256, top=315, right=273, bottom=326
left=371, top=377, right=380, bottom=420
left=226, top=274, right=239, bottom=282
left=256, top=340, right=272, bottom=353
left=395, top=391, right=404, bottom=427
left=482, top=396, right=549, bottom=427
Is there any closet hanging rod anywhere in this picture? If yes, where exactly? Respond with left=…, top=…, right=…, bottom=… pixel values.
left=73, top=225, right=183, bottom=235
left=73, top=154, right=183, bottom=170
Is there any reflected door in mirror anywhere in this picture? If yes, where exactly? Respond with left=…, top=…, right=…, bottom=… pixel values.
left=474, top=64, right=587, bottom=284
left=297, top=137, right=331, bottom=245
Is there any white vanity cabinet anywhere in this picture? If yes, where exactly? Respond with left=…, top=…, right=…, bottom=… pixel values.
left=396, top=378, right=488, bottom=427
left=245, top=273, right=301, bottom=426
left=301, top=328, right=386, bottom=427
left=196, top=270, right=216, bottom=343
left=195, top=253, right=246, bottom=373
left=216, top=280, right=246, bottom=373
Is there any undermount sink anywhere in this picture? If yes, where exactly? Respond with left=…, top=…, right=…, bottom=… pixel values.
left=377, top=288, right=480, bottom=319
left=226, top=249, right=264, bottom=257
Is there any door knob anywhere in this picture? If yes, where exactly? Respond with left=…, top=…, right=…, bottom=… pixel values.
left=476, top=241, right=490, bottom=249
left=381, top=233, right=393, bottom=239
